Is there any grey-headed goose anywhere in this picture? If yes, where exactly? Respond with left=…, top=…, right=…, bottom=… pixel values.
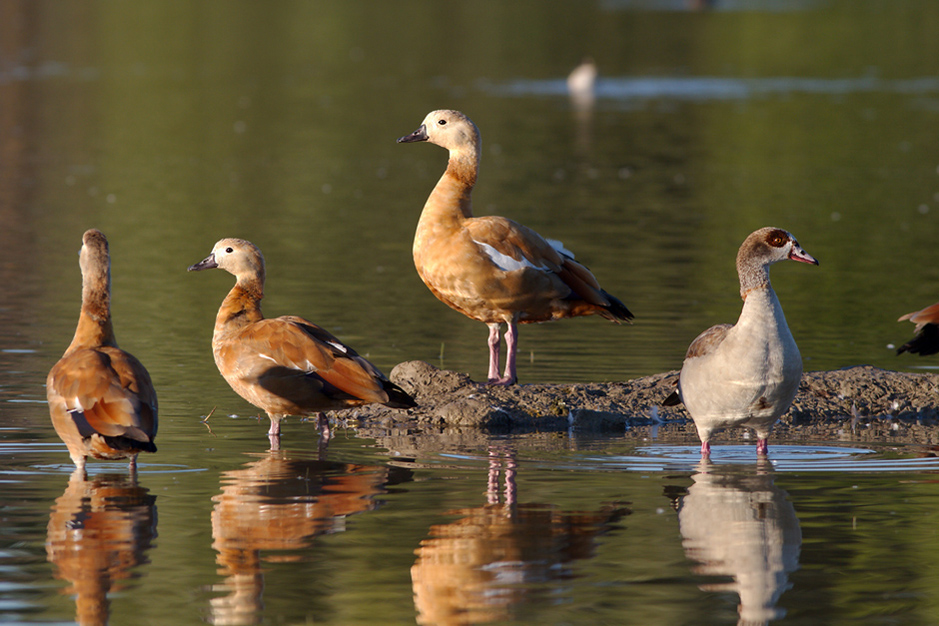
left=664, top=227, right=818, bottom=456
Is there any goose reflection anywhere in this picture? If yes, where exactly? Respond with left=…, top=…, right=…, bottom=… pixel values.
left=209, top=451, right=411, bottom=625
left=46, top=468, right=157, bottom=626
left=412, top=447, right=629, bottom=626
left=674, top=460, right=801, bottom=625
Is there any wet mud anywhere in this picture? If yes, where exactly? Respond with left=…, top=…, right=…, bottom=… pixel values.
left=339, top=361, right=939, bottom=449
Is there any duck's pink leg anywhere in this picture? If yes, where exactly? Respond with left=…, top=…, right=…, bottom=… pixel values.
left=268, top=414, right=282, bottom=451
left=317, top=413, right=331, bottom=459
left=492, top=321, right=518, bottom=386
left=487, top=323, right=502, bottom=383
left=756, top=438, right=768, bottom=456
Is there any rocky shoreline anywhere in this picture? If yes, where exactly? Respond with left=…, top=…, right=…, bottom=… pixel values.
left=339, top=361, right=939, bottom=446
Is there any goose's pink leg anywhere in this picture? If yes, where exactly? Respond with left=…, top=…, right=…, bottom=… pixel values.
left=756, top=438, right=768, bottom=456
left=700, top=441, right=711, bottom=457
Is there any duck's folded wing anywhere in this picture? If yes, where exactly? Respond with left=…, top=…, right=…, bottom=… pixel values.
left=466, top=216, right=617, bottom=307
left=899, top=302, right=939, bottom=330
left=465, top=217, right=563, bottom=273
left=48, top=349, right=155, bottom=443
left=237, top=317, right=390, bottom=404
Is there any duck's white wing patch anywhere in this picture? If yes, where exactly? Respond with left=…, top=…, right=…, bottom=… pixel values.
left=326, top=340, right=349, bottom=355
left=547, top=238, right=574, bottom=259
left=474, top=240, right=546, bottom=272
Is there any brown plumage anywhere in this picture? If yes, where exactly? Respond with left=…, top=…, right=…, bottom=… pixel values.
left=188, top=238, right=415, bottom=446
left=897, top=302, right=939, bottom=356
left=46, top=229, right=158, bottom=474
left=397, top=109, right=633, bottom=385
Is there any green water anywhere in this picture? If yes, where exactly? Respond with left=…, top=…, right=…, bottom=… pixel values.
left=3, top=0, right=939, bottom=624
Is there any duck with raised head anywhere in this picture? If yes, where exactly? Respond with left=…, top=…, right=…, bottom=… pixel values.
left=397, top=109, right=633, bottom=385
left=664, top=227, right=818, bottom=457
left=896, top=301, right=939, bottom=356
left=188, top=238, right=415, bottom=447
left=46, top=229, right=158, bottom=474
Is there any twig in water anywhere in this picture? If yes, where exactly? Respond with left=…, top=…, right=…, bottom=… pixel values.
left=201, top=406, right=218, bottom=437
left=201, top=406, right=217, bottom=423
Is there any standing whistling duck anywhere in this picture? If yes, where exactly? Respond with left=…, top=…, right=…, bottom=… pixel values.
left=188, top=238, right=415, bottom=448
left=664, top=227, right=818, bottom=457
left=397, top=109, right=633, bottom=385
left=46, top=229, right=158, bottom=474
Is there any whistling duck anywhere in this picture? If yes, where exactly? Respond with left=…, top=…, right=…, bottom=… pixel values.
left=663, top=228, right=818, bottom=456
left=188, top=238, right=415, bottom=446
left=46, top=229, right=158, bottom=473
left=896, top=301, right=939, bottom=356
left=397, top=109, right=633, bottom=385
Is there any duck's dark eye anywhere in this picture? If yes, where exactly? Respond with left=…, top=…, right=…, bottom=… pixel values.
left=225, top=247, right=234, bottom=253
left=437, top=119, right=447, bottom=125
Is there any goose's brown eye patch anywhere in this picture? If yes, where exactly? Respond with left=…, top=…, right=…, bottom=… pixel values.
left=767, top=230, right=788, bottom=248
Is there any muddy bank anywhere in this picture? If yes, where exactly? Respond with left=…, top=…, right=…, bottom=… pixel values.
left=341, top=361, right=939, bottom=440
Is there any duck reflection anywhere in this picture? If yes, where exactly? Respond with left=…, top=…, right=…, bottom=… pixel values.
left=209, top=451, right=411, bottom=625
left=46, top=468, right=157, bottom=626
left=412, top=447, right=629, bottom=626
left=567, top=57, right=597, bottom=155
left=674, top=460, right=801, bottom=625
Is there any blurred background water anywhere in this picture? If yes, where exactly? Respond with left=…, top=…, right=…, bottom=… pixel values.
left=3, top=1, right=939, bottom=624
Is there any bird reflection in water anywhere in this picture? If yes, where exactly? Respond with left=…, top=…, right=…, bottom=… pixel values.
left=671, top=459, right=802, bottom=626
left=412, top=447, right=630, bottom=625
left=46, top=469, right=157, bottom=626
left=209, top=451, right=411, bottom=625
left=567, top=57, right=597, bottom=157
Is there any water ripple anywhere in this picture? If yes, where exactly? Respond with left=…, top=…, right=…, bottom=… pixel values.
left=575, top=444, right=939, bottom=473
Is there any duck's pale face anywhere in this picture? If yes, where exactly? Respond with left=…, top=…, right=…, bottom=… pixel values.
left=421, top=110, right=478, bottom=150
left=189, top=238, right=264, bottom=281
left=215, top=240, right=263, bottom=278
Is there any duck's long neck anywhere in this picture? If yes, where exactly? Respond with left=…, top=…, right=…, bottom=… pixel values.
left=419, top=147, right=479, bottom=228
left=66, top=275, right=116, bottom=353
left=215, top=277, right=264, bottom=339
